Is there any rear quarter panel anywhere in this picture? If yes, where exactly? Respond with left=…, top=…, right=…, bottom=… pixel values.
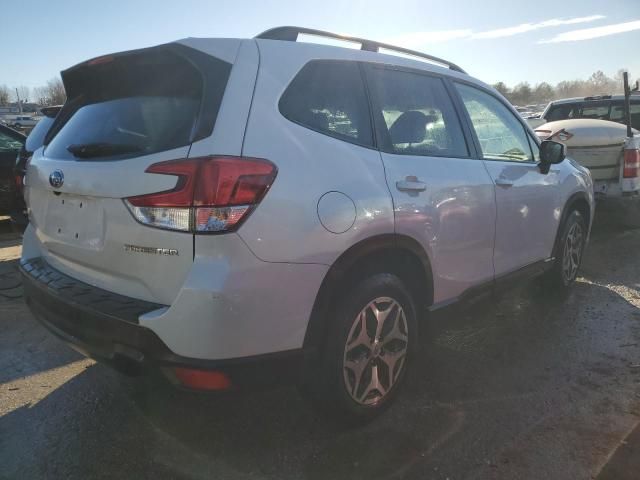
left=238, top=41, right=395, bottom=265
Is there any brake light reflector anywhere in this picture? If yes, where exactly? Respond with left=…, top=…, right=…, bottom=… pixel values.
left=623, top=149, right=640, bottom=178
left=125, top=156, right=276, bottom=233
left=173, top=367, right=232, bottom=390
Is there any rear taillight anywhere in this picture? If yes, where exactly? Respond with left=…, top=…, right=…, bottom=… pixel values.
left=623, top=149, right=640, bottom=178
left=125, top=156, right=277, bottom=233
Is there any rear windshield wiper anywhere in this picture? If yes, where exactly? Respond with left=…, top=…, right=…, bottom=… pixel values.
left=67, top=142, right=142, bottom=159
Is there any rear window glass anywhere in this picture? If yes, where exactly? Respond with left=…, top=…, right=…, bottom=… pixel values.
left=279, top=61, right=373, bottom=148
left=25, top=116, right=55, bottom=152
left=46, top=47, right=230, bottom=160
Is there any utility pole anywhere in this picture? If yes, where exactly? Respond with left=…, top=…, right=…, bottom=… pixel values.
left=15, top=87, right=23, bottom=114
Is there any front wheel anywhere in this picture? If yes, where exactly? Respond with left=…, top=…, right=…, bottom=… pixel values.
left=303, top=273, right=417, bottom=423
left=544, top=210, right=587, bottom=290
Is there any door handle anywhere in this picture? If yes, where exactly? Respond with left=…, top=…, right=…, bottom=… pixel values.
left=396, top=176, right=427, bottom=192
left=494, top=178, right=514, bottom=187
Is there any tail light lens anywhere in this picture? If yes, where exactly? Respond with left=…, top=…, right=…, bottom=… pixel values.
left=623, top=149, right=640, bottom=178
left=125, top=156, right=277, bottom=233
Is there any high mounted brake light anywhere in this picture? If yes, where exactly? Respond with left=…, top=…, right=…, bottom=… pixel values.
left=125, top=156, right=277, bottom=233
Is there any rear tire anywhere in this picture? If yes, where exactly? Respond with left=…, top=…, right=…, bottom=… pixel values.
left=302, top=273, right=417, bottom=423
left=543, top=210, right=587, bottom=291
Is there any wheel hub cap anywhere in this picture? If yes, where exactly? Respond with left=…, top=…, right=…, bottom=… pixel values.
left=562, top=222, right=584, bottom=283
left=342, top=297, right=409, bottom=406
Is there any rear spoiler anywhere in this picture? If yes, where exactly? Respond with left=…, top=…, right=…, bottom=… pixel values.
left=44, top=43, right=232, bottom=146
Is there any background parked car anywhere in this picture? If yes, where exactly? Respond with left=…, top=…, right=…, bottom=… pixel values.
left=10, top=105, right=61, bottom=232
left=0, top=124, right=26, bottom=215
left=12, top=115, right=40, bottom=129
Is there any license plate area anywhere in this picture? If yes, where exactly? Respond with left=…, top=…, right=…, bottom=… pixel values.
left=44, top=193, right=105, bottom=250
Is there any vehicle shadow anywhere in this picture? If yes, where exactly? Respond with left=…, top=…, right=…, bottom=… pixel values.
left=2, top=273, right=638, bottom=480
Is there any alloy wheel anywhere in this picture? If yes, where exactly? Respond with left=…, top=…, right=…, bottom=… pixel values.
left=562, top=222, right=584, bottom=283
left=342, top=297, right=409, bottom=406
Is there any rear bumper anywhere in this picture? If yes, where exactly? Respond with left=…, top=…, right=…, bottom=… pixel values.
left=20, top=257, right=304, bottom=389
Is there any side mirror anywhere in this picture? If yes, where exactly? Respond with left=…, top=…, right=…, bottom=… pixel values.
left=539, top=140, right=566, bottom=174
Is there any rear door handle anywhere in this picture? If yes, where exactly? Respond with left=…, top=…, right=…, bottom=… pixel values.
left=396, top=176, right=427, bottom=192
left=494, top=178, right=514, bottom=187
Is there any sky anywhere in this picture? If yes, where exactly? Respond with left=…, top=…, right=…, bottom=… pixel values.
left=2, top=0, right=639, bottom=92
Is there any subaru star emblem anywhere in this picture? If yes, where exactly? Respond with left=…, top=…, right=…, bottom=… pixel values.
left=49, top=170, right=64, bottom=188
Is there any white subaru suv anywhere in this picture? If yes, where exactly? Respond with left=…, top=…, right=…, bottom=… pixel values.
left=21, top=27, right=594, bottom=421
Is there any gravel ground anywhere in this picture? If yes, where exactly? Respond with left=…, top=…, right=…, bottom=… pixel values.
left=1, top=216, right=639, bottom=480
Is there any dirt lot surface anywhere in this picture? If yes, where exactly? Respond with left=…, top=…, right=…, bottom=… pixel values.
left=1, top=217, right=639, bottom=479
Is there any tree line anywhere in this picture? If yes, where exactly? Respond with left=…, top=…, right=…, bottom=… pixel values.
left=493, top=70, right=638, bottom=107
left=0, top=78, right=67, bottom=107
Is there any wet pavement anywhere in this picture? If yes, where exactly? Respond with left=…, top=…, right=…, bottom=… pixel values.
left=1, top=216, right=639, bottom=479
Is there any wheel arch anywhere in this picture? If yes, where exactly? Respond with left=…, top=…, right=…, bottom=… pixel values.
left=553, top=191, right=591, bottom=258
left=302, top=234, right=434, bottom=353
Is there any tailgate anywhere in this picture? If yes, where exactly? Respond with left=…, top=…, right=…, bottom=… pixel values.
left=25, top=42, right=237, bottom=305
left=567, top=144, right=622, bottom=181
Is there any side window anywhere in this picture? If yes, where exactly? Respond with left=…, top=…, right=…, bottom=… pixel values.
left=579, top=102, right=610, bottom=120
left=279, top=61, right=373, bottom=147
left=367, top=68, right=468, bottom=157
left=610, top=102, right=640, bottom=129
left=456, top=83, right=533, bottom=162
left=0, top=131, right=23, bottom=153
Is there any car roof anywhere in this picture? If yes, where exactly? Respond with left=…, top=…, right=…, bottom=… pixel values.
left=180, top=26, right=483, bottom=87
left=255, top=26, right=467, bottom=73
left=549, top=94, right=640, bottom=106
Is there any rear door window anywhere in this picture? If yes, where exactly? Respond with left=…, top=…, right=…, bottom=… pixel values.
left=279, top=60, right=373, bottom=148
left=46, top=46, right=231, bottom=160
left=366, top=67, right=469, bottom=158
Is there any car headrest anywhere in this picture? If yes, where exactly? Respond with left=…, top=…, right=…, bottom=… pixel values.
left=297, top=110, right=329, bottom=131
left=388, top=110, right=431, bottom=144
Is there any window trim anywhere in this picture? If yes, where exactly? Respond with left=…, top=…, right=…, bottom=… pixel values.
left=277, top=59, right=378, bottom=151
left=450, top=79, right=539, bottom=165
left=362, top=63, right=474, bottom=160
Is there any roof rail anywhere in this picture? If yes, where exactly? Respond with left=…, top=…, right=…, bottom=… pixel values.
left=255, top=26, right=467, bottom=74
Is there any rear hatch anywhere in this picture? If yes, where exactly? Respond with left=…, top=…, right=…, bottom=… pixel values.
left=25, top=43, right=234, bottom=305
